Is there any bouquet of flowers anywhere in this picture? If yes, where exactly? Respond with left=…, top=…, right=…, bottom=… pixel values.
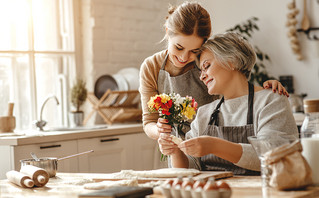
left=148, top=93, right=198, bottom=160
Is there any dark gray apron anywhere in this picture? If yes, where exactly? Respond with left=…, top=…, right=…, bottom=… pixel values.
left=201, top=82, right=260, bottom=175
left=157, top=54, right=216, bottom=138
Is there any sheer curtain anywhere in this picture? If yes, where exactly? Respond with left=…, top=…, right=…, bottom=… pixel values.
left=0, top=0, right=76, bottom=131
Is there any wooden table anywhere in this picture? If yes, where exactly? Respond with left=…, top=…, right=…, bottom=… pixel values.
left=0, top=173, right=319, bottom=197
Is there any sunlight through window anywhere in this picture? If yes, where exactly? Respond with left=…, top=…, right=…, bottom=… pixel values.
left=0, top=0, right=75, bottom=131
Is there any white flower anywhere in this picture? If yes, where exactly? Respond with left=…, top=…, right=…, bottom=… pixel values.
left=173, top=93, right=184, bottom=106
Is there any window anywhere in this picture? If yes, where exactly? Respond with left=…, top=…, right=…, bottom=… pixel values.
left=0, top=0, right=76, bottom=131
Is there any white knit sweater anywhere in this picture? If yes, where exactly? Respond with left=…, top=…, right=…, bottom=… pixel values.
left=185, top=89, right=299, bottom=171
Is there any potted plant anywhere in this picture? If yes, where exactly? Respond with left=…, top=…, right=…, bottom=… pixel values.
left=227, top=17, right=277, bottom=86
left=69, top=78, right=87, bottom=127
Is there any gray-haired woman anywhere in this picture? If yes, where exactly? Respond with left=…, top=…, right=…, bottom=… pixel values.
left=158, top=32, right=298, bottom=174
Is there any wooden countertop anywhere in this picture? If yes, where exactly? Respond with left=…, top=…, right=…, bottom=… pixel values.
left=1, top=172, right=319, bottom=198
left=0, top=123, right=143, bottom=146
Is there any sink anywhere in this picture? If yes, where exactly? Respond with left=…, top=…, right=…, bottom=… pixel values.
left=45, top=125, right=108, bottom=132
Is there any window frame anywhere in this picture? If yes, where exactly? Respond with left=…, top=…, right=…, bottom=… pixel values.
left=0, top=0, right=79, bottom=130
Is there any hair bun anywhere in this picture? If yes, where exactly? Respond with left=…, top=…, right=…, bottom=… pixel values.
left=168, top=4, right=176, bottom=15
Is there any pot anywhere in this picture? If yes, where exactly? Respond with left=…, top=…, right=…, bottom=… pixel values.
left=20, top=150, right=94, bottom=177
left=20, top=157, right=58, bottom=177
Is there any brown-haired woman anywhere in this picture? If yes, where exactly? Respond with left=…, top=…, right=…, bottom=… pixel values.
left=139, top=2, right=287, bottom=143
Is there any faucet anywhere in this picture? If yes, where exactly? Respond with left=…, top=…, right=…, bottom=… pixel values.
left=34, top=95, right=60, bottom=131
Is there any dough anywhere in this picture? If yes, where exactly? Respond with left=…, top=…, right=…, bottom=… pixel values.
left=170, top=135, right=183, bottom=145
left=84, top=179, right=138, bottom=190
left=112, top=168, right=200, bottom=179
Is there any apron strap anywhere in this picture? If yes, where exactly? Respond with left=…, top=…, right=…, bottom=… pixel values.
left=208, top=82, right=255, bottom=126
left=160, top=53, right=169, bottom=70
left=247, top=82, right=254, bottom=125
left=208, top=97, right=224, bottom=125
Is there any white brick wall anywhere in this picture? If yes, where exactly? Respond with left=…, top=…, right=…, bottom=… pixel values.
left=81, top=0, right=176, bottom=89
left=80, top=0, right=176, bottom=124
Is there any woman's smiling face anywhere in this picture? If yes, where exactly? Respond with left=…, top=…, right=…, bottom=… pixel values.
left=199, top=49, right=233, bottom=95
left=167, top=34, right=204, bottom=68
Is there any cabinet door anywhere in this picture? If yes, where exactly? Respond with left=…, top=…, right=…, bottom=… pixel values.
left=14, top=140, right=78, bottom=173
left=78, top=134, right=134, bottom=173
left=132, top=133, right=157, bottom=170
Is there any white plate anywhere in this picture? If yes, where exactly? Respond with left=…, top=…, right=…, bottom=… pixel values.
left=117, top=67, right=140, bottom=90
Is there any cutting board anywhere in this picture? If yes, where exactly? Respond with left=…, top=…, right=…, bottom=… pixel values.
left=93, top=171, right=233, bottom=184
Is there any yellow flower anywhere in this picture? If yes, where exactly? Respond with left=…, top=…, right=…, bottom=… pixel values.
left=147, top=96, right=156, bottom=109
left=183, top=105, right=196, bottom=120
left=160, top=94, right=171, bottom=103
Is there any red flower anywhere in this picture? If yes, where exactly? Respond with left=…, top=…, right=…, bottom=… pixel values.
left=192, top=98, right=198, bottom=110
left=162, top=109, right=171, bottom=115
left=154, top=96, right=162, bottom=103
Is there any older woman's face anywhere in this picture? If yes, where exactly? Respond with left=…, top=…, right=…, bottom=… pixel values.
left=199, top=50, right=233, bottom=95
left=167, top=34, right=204, bottom=68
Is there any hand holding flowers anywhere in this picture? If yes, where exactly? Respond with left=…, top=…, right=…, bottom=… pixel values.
left=148, top=93, right=198, bottom=160
left=148, top=93, right=198, bottom=127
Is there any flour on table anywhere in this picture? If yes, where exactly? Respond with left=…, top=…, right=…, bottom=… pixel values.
left=111, top=168, right=200, bottom=179
left=84, top=179, right=138, bottom=190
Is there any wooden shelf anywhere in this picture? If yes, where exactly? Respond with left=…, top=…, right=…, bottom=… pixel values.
left=84, top=90, right=142, bottom=125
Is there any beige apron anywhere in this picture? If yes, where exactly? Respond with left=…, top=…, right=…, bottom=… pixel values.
left=154, top=54, right=216, bottom=169
left=201, top=82, right=260, bottom=175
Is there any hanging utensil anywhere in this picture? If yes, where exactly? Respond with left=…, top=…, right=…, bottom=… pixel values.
left=301, top=0, right=310, bottom=31
left=57, top=150, right=94, bottom=161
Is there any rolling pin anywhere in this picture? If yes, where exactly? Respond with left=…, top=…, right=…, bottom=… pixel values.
left=0, top=103, right=16, bottom=133
left=6, top=170, right=34, bottom=188
left=20, top=165, right=49, bottom=187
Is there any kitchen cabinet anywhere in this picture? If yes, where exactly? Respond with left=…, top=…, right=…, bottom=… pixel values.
left=78, top=133, right=156, bottom=173
left=132, top=133, right=157, bottom=171
left=0, top=140, right=78, bottom=179
left=0, top=125, right=157, bottom=179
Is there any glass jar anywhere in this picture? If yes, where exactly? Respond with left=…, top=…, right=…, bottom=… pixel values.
left=300, top=99, right=319, bottom=185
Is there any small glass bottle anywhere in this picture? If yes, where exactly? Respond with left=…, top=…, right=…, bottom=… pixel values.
left=300, top=99, right=319, bottom=186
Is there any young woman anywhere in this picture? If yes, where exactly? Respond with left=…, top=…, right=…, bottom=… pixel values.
left=139, top=1, right=288, bottom=141
left=157, top=32, right=298, bottom=174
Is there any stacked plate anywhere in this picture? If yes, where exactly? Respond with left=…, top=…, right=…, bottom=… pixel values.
left=94, top=68, right=140, bottom=105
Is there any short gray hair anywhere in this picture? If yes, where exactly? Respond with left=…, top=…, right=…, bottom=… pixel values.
left=199, top=32, right=256, bottom=79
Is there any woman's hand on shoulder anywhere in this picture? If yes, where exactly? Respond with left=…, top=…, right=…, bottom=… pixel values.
left=178, top=136, right=213, bottom=157
left=263, top=80, right=289, bottom=97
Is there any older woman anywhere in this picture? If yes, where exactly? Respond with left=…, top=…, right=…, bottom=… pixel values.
left=158, top=32, right=298, bottom=175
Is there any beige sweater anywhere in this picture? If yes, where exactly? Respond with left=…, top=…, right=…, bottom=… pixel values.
left=139, top=50, right=196, bottom=127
